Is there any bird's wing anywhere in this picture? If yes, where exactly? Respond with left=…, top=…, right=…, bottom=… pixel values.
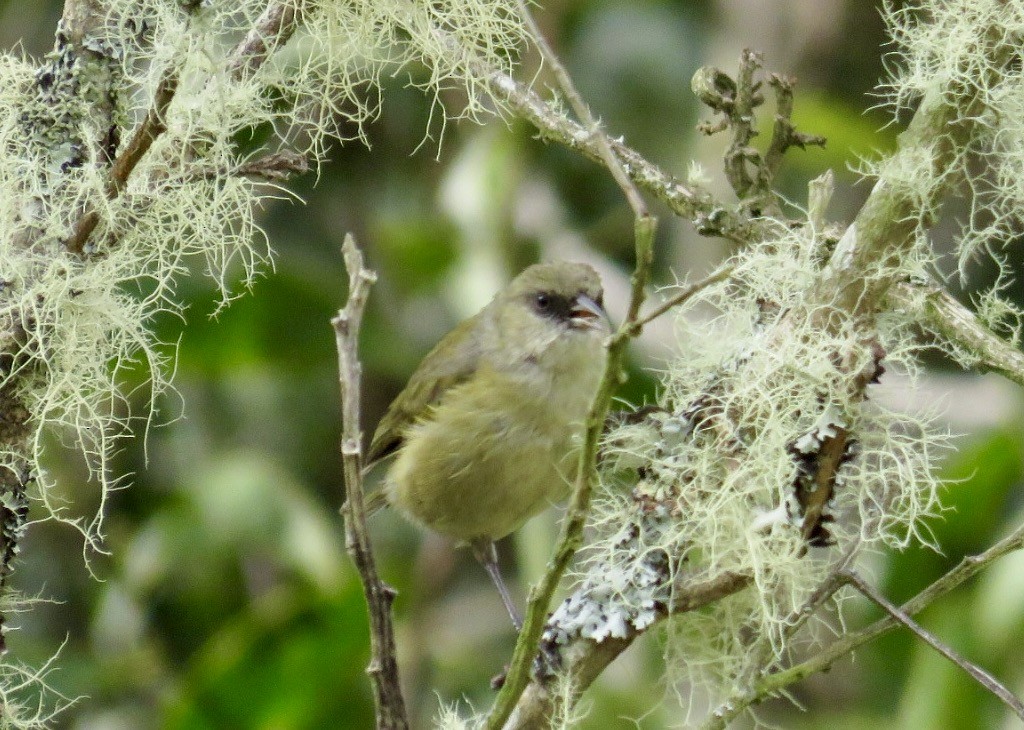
left=365, top=313, right=483, bottom=466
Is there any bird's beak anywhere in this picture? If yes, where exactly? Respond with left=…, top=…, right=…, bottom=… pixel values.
left=570, top=294, right=609, bottom=331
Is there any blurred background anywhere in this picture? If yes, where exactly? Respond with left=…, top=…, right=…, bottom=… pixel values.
left=3, top=0, right=1024, bottom=727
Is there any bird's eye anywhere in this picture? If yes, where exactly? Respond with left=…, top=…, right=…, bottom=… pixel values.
left=535, top=294, right=550, bottom=310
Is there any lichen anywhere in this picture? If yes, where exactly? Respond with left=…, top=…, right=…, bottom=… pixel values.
left=547, top=223, right=947, bottom=713
left=876, top=1, right=1024, bottom=275
left=0, top=1, right=529, bottom=724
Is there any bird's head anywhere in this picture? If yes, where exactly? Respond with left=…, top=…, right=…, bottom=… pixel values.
left=489, top=261, right=610, bottom=365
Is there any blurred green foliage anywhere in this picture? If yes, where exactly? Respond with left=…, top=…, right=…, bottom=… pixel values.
left=1, top=1, right=1023, bottom=728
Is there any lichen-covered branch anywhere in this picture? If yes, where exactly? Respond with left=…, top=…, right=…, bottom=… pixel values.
left=692, top=51, right=825, bottom=219
left=334, top=235, right=408, bottom=729
left=64, top=0, right=308, bottom=255
left=891, top=280, right=1024, bottom=389
left=0, top=0, right=122, bottom=654
left=482, top=65, right=757, bottom=244
left=821, top=35, right=1012, bottom=316
left=504, top=572, right=752, bottom=729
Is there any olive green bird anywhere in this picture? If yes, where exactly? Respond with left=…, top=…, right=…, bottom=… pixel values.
left=364, top=261, right=609, bottom=629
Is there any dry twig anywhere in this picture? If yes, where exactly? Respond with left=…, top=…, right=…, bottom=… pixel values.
left=333, top=234, right=408, bottom=729
left=843, top=569, right=1024, bottom=721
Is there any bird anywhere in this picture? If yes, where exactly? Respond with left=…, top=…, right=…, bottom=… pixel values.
left=364, top=261, right=610, bottom=629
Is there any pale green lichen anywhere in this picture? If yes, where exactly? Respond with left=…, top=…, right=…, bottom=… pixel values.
left=0, top=1, right=527, bottom=725
left=876, top=0, right=1024, bottom=274
left=434, top=699, right=483, bottom=730
left=568, top=224, right=947, bottom=712
left=0, top=0, right=526, bottom=561
left=0, top=595, right=75, bottom=728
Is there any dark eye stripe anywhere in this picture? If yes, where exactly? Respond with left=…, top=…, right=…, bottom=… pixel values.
left=531, top=292, right=573, bottom=321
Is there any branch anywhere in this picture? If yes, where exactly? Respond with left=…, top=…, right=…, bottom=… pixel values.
left=820, top=22, right=1012, bottom=317
left=692, top=52, right=824, bottom=218
left=514, top=0, right=647, bottom=219
left=64, top=0, right=307, bottom=255
left=843, top=569, right=1024, bottom=721
left=704, top=521, right=1024, bottom=725
left=503, top=572, right=753, bottom=729
left=225, top=2, right=305, bottom=81
left=482, top=65, right=757, bottom=244
left=333, top=235, right=409, bottom=730
left=627, top=264, right=734, bottom=336
left=64, top=69, right=179, bottom=254
left=188, top=151, right=311, bottom=183
left=891, top=280, right=1024, bottom=389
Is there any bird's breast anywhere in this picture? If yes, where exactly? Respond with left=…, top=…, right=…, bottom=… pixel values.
left=384, top=356, right=601, bottom=543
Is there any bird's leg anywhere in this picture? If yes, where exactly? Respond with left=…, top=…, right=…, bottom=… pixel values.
left=470, top=539, right=523, bottom=631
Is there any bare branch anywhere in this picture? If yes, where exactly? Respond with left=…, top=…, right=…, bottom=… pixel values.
left=726, top=523, right=1024, bottom=722
left=333, top=234, right=409, bottom=729
left=234, top=151, right=310, bottom=182
left=843, top=569, right=1024, bottom=721
left=628, top=264, right=735, bottom=335
left=515, top=0, right=647, bottom=219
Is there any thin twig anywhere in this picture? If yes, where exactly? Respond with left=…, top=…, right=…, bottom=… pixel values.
left=722, top=49, right=762, bottom=201
left=65, top=69, right=180, bottom=254
left=482, top=64, right=757, bottom=244
left=843, top=569, right=1024, bottom=721
left=628, top=265, right=734, bottom=335
left=234, top=151, right=309, bottom=181
left=333, top=234, right=409, bottom=729
left=743, top=523, right=1024, bottom=716
left=515, top=0, right=647, bottom=219
left=226, top=1, right=305, bottom=82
